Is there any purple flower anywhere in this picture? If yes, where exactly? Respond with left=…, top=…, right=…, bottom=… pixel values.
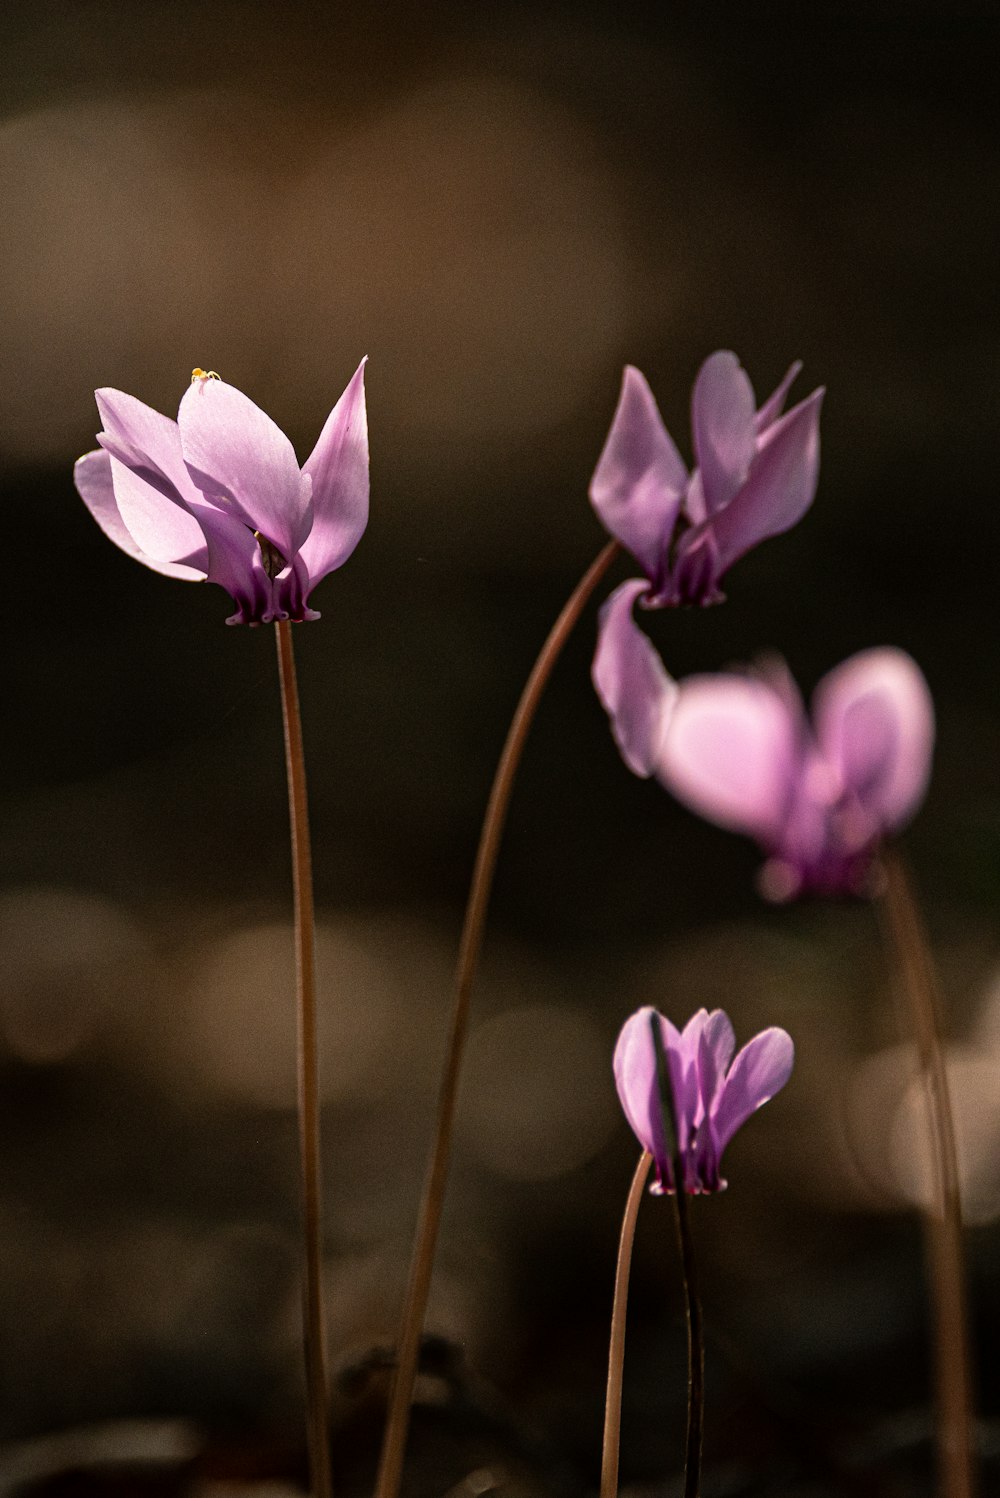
left=591, top=353, right=822, bottom=775
left=614, top=1006, right=794, bottom=1194
left=74, top=362, right=369, bottom=625
left=658, top=650, right=935, bottom=900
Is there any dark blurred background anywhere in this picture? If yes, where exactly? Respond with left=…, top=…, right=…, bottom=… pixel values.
left=2, top=4, right=1000, bottom=1494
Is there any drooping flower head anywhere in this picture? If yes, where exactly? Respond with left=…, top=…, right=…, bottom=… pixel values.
left=591, top=353, right=823, bottom=775
left=74, top=362, right=369, bottom=625
left=614, top=1006, right=794, bottom=1194
left=658, top=649, right=935, bottom=900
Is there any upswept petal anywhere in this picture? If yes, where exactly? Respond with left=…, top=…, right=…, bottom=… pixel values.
left=178, top=378, right=313, bottom=558
left=108, top=453, right=210, bottom=570
left=711, top=1027, right=794, bottom=1155
left=702, top=387, right=823, bottom=576
left=96, top=387, right=199, bottom=501
left=813, top=648, right=935, bottom=831
left=300, top=358, right=369, bottom=586
left=613, top=1007, right=673, bottom=1181
left=754, top=361, right=803, bottom=434
left=590, top=366, right=687, bottom=583
left=74, top=449, right=205, bottom=581
left=690, top=351, right=757, bottom=515
left=593, top=580, right=678, bottom=777
left=667, top=1009, right=710, bottom=1150
left=657, top=675, right=799, bottom=843
left=696, top=1009, right=736, bottom=1115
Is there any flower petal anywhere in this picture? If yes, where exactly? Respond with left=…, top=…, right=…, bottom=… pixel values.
left=95, top=387, right=198, bottom=501
left=593, top=579, right=678, bottom=777
left=702, top=387, right=823, bottom=575
left=690, top=351, right=756, bottom=516
left=711, top=1027, right=794, bottom=1155
left=754, top=361, right=803, bottom=433
left=589, top=366, right=687, bottom=584
left=107, top=453, right=211, bottom=570
left=300, top=358, right=370, bottom=587
left=74, top=449, right=206, bottom=581
left=657, top=674, right=800, bottom=843
left=184, top=494, right=276, bottom=625
left=613, top=1007, right=683, bottom=1190
left=178, top=377, right=313, bottom=558
left=813, top=647, right=935, bottom=831
left=696, top=1009, right=736, bottom=1114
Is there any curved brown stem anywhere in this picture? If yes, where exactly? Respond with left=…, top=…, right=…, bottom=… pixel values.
left=276, top=620, right=333, bottom=1498
left=374, top=540, right=620, bottom=1498
left=878, top=845, right=976, bottom=1498
left=601, top=1151, right=653, bottom=1498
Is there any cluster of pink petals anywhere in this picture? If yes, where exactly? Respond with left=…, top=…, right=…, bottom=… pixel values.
left=74, top=362, right=369, bottom=625
left=652, top=649, right=934, bottom=900
left=614, top=1006, right=794, bottom=1193
left=591, top=353, right=822, bottom=774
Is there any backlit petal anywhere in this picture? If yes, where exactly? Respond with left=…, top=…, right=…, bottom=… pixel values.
left=178, top=377, right=312, bottom=558
left=108, top=454, right=210, bottom=570
left=590, top=366, right=687, bottom=584
left=300, top=358, right=370, bottom=587
left=712, top=1027, right=794, bottom=1155
left=593, top=579, right=678, bottom=777
left=613, top=1007, right=673, bottom=1180
left=754, top=361, right=803, bottom=433
left=658, top=674, right=799, bottom=843
left=703, top=388, right=823, bottom=575
left=95, top=387, right=199, bottom=502
left=813, top=647, right=935, bottom=831
left=74, top=449, right=206, bottom=581
left=690, top=351, right=756, bottom=515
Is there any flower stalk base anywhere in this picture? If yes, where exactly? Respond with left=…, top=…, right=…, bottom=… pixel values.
left=374, top=540, right=620, bottom=1498
left=276, top=620, right=333, bottom=1498
left=879, top=846, right=976, bottom=1498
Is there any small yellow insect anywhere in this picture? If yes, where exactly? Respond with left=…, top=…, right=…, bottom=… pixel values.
left=190, top=368, right=221, bottom=383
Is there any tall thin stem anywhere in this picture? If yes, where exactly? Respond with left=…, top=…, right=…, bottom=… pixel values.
left=672, top=1173, right=705, bottom=1498
left=602, top=1150, right=653, bottom=1498
left=276, top=620, right=333, bottom=1498
left=878, top=845, right=976, bottom=1498
left=375, top=540, right=620, bottom=1498
left=650, top=1014, right=704, bottom=1498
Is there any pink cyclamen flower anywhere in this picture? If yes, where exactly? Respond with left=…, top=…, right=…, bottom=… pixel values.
left=74, top=362, right=368, bottom=625
left=659, top=650, right=935, bottom=901
left=591, top=353, right=823, bottom=775
left=614, top=1006, right=794, bottom=1193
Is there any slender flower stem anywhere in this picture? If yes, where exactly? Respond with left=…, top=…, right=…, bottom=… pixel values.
left=276, top=620, right=333, bottom=1498
left=650, top=1014, right=704, bottom=1498
left=375, top=539, right=620, bottom=1498
left=602, top=1150, right=653, bottom=1498
left=878, top=845, right=976, bottom=1498
left=672, top=1171, right=705, bottom=1498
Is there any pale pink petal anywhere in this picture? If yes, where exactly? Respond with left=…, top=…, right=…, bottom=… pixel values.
left=696, top=1009, right=736, bottom=1113
left=593, top=579, right=678, bottom=777
left=703, top=388, right=823, bottom=575
left=657, top=674, right=799, bottom=843
left=690, top=351, right=756, bottom=515
left=178, top=377, right=312, bottom=559
left=589, top=366, right=688, bottom=583
left=754, top=361, right=803, bottom=433
left=74, top=449, right=206, bottom=581
left=613, top=1007, right=674, bottom=1174
left=183, top=496, right=276, bottom=625
left=711, top=1027, right=794, bottom=1154
left=300, top=358, right=369, bottom=586
left=108, top=454, right=211, bottom=570
left=813, top=647, right=935, bottom=831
